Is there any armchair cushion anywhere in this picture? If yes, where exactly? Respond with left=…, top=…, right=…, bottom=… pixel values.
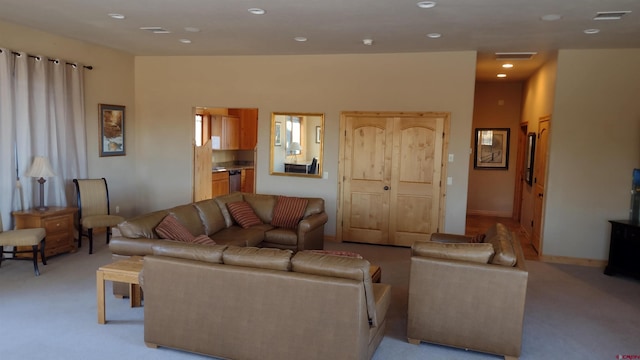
left=412, top=241, right=495, bottom=264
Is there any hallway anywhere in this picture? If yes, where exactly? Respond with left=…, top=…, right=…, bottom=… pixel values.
left=466, top=214, right=539, bottom=261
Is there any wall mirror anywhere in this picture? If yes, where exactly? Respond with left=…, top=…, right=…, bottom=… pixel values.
left=270, top=112, right=324, bottom=177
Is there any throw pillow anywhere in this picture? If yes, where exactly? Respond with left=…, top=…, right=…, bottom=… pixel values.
left=226, top=201, right=263, bottom=229
left=470, top=233, right=486, bottom=243
left=155, top=214, right=196, bottom=242
left=271, top=196, right=309, bottom=229
left=192, top=234, right=216, bottom=245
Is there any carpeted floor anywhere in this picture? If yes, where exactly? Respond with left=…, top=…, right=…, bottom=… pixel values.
left=1, top=236, right=639, bottom=360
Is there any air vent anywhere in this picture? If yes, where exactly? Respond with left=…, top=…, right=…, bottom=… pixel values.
left=594, top=11, right=631, bottom=20
left=495, top=52, right=537, bottom=60
left=140, top=27, right=171, bottom=34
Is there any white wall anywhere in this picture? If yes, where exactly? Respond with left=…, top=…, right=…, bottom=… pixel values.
left=543, top=49, right=640, bottom=260
left=134, top=52, right=477, bottom=236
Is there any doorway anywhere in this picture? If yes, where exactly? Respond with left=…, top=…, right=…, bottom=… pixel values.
left=337, top=111, right=450, bottom=247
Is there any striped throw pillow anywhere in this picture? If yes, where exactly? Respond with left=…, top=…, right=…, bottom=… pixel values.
left=226, top=201, right=263, bottom=229
left=155, top=214, right=195, bottom=242
left=271, top=196, right=308, bottom=229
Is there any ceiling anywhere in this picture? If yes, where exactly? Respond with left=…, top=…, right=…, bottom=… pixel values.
left=1, top=0, right=639, bottom=81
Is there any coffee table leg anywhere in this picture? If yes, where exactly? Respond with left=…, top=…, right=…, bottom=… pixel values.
left=130, top=284, right=141, bottom=307
left=97, top=270, right=106, bottom=324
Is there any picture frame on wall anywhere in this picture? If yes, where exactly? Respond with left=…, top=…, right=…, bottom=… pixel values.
left=99, top=104, right=125, bottom=157
left=474, top=128, right=510, bottom=170
left=274, top=121, right=282, bottom=146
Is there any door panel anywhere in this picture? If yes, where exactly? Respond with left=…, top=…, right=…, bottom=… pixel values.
left=532, top=118, right=550, bottom=253
left=341, top=112, right=447, bottom=247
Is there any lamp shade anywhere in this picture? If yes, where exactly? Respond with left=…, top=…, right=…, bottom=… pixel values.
left=289, top=142, right=301, bottom=152
left=25, top=156, right=56, bottom=178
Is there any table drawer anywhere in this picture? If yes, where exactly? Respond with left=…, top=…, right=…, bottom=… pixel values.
left=44, top=215, right=72, bottom=234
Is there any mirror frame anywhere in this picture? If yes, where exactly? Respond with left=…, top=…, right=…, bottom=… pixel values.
left=270, top=112, right=324, bottom=178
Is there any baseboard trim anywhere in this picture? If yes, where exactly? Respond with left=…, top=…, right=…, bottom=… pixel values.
left=540, top=254, right=607, bottom=268
left=324, top=235, right=338, bottom=243
left=467, top=209, right=513, bottom=218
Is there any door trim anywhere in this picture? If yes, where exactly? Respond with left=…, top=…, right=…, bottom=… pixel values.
left=336, top=111, right=450, bottom=243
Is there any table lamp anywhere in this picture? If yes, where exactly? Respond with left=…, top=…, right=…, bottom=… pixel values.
left=25, top=156, right=56, bottom=211
left=289, top=142, right=301, bottom=163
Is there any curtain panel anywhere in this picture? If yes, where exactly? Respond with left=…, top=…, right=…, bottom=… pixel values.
left=0, top=49, right=87, bottom=230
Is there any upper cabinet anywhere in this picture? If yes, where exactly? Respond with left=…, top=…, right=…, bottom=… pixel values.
left=229, top=108, right=258, bottom=150
left=211, top=115, right=240, bottom=150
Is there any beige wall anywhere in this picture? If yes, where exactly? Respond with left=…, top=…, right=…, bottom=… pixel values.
left=134, top=52, right=477, bottom=236
left=468, top=82, right=523, bottom=217
left=0, top=20, right=137, bottom=217
left=520, top=55, right=558, bottom=240
left=543, top=49, right=640, bottom=261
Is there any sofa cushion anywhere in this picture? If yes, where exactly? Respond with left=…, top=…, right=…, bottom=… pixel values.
left=226, top=201, right=263, bottom=229
left=309, top=250, right=364, bottom=259
left=265, top=228, right=298, bottom=246
left=214, top=192, right=245, bottom=228
left=152, top=242, right=227, bottom=264
left=292, top=251, right=378, bottom=327
left=272, top=196, right=308, bottom=229
left=484, top=223, right=517, bottom=266
left=222, top=246, right=293, bottom=271
left=211, top=225, right=270, bottom=247
left=243, top=193, right=277, bottom=223
left=412, top=241, right=495, bottom=264
left=193, top=199, right=227, bottom=236
left=168, top=204, right=205, bottom=236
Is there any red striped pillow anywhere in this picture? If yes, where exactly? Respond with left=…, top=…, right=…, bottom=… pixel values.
left=226, top=201, right=263, bottom=229
left=271, top=196, right=308, bottom=229
left=192, top=234, right=216, bottom=245
left=155, top=214, right=195, bottom=242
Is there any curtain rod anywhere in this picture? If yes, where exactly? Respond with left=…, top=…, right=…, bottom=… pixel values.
left=0, top=49, right=93, bottom=70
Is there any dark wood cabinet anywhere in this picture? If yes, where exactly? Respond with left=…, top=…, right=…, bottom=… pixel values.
left=605, top=220, right=640, bottom=278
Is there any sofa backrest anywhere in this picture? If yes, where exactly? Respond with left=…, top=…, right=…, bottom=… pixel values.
left=193, top=199, right=227, bottom=235
left=118, top=209, right=169, bottom=239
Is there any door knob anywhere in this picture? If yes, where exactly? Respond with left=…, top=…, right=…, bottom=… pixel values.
left=538, top=193, right=543, bottom=198
left=384, top=186, right=390, bottom=190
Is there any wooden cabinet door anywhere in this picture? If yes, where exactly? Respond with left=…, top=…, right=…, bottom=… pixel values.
left=341, top=112, right=448, bottom=247
left=194, top=139, right=212, bottom=201
left=212, top=172, right=230, bottom=197
left=223, top=116, right=240, bottom=150
left=241, top=168, right=255, bottom=193
left=240, top=109, right=258, bottom=150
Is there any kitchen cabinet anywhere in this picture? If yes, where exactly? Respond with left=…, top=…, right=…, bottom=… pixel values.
left=241, top=168, right=255, bottom=193
left=229, top=108, right=258, bottom=150
left=211, top=115, right=240, bottom=150
left=212, top=171, right=230, bottom=197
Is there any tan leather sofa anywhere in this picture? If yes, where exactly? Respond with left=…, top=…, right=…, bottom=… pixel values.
left=141, top=242, right=391, bottom=360
left=407, top=223, right=528, bottom=360
left=110, top=192, right=328, bottom=257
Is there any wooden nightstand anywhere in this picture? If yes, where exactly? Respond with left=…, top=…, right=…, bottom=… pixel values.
left=12, top=207, right=78, bottom=259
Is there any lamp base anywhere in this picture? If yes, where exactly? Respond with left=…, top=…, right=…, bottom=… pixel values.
left=36, top=177, right=48, bottom=212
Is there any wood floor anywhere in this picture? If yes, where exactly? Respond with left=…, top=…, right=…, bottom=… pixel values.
left=465, top=214, right=539, bottom=261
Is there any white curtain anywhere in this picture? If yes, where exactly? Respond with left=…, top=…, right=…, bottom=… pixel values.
left=0, top=48, right=87, bottom=230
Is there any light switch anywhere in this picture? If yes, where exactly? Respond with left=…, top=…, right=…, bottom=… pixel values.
left=448, top=154, right=454, bottom=162
left=447, top=177, right=453, bottom=185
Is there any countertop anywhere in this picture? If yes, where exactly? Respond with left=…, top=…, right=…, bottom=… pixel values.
left=212, top=165, right=254, bottom=173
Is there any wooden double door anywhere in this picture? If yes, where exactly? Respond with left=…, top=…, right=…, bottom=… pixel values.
left=339, top=112, right=449, bottom=247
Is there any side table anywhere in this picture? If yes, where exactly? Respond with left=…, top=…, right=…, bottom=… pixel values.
left=12, top=207, right=78, bottom=259
left=605, top=220, right=640, bottom=278
left=96, top=256, right=144, bottom=324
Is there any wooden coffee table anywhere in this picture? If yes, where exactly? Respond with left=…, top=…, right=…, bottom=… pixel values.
left=96, top=256, right=143, bottom=324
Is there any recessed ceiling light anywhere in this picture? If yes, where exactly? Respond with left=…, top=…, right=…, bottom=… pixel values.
left=584, top=28, right=600, bottom=34
left=416, top=1, right=436, bottom=9
left=502, top=63, right=514, bottom=68
left=248, top=8, right=266, bottom=15
left=179, top=39, right=192, bottom=44
left=108, top=13, right=126, bottom=20
left=497, top=74, right=507, bottom=78
left=140, top=27, right=171, bottom=34
left=541, top=14, right=562, bottom=21
left=184, top=27, right=201, bottom=33
left=363, top=38, right=373, bottom=46
left=427, top=33, right=442, bottom=39
left=294, top=37, right=307, bottom=42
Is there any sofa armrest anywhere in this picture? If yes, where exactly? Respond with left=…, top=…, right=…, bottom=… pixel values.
left=296, top=212, right=328, bottom=251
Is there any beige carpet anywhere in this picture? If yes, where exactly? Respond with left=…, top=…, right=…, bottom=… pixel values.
left=1, top=236, right=639, bottom=359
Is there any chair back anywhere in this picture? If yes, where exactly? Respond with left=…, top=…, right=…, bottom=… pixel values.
left=73, top=178, right=111, bottom=218
left=0, top=215, right=4, bottom=233
left=308, top=157, right=318, bottom=174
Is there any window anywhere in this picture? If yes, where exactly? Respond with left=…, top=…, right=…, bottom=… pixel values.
left=285, top=116, right=302, bottom=155
left=195, top=114, right=203, bottom=146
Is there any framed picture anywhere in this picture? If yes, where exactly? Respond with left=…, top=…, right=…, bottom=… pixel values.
left=474, top=128, right=510, bottom=170
left=274, top=121, right=282, bottom=146
left=315, top=126, right=321, bottom=143
left=99, top=104, right=125, bottom=157
left=525, top=132, right=536, bottom=185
